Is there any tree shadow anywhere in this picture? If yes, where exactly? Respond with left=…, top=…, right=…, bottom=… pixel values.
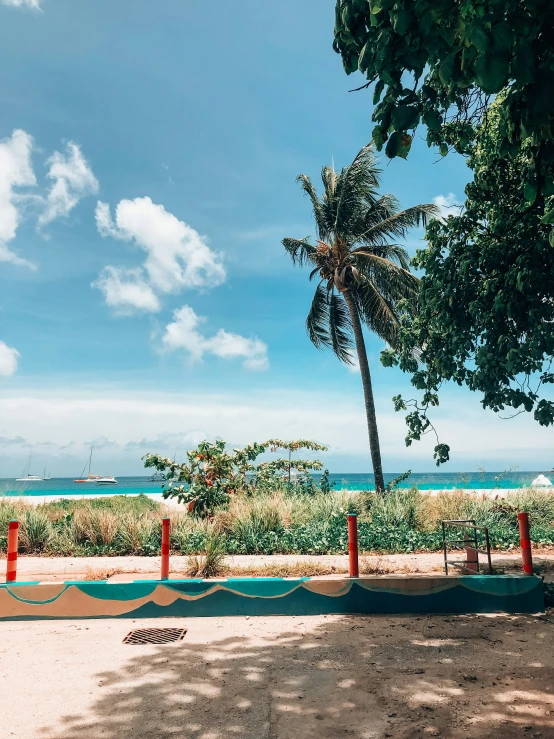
left=41, top=612, right=554, bottom=739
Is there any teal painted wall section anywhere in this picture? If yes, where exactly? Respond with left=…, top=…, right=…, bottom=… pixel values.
left=0, top=575, right=544, bottom=621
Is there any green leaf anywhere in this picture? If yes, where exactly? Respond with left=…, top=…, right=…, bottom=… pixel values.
left=385, top=131, right=401, bottom=158
left=370, top=11, right=382, bottom=26
left=491, top=22, right=513, bottom=57
left=474, top=55, right=509, bottom=93
left=358, top=40, right=373, bottom=73
left=542, top=207, right=554, bottom=226
left=423, top=109, right=442, bottom=131
left=391, top=10, right=412, bottom=35
left=549, top=229, right=554, bottom=247
left=391, top=105, right=420, bottom=131
left=511, top=40, right=535, bottom=84
left=372, top=79, right=385, bottom=105
left=524, top=182, right=537, bottom=204
left=438, top=53, right=457, bottom=86
left=386, top=131, right=412, bottom=159
left=467, top=24, right=490, bottom=54
left=439, top=142, right=448, bottom=157
left=372, top=125, right=386, bottom=150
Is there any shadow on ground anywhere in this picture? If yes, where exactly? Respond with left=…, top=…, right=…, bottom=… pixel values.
left=42, top=612, right=554, bottom=739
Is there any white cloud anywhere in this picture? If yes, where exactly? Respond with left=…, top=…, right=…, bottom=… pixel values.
left=345, top=352, right=360, bottom=374
left=1, top=385, right=554, bottom=475
left=0, top=341, right=20, bottom=376
left=38, top=142, right=98, bottom=227
left=92, top=266, right=161, bottom=314
left=432, top=193, right=463, bottom=220
left=0, top=129, right=37, bottom=269
left=162, top=305, right=269, bottom=371
left=95, top=197, right=225, bottom=295
left=84, top=436, right=117, bottom=450
left=126, top=429, right=208, bottom=451
left=1, top=0, right=41, bottom=9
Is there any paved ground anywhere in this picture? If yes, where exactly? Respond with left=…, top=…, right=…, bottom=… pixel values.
left=1, top=612, right=554, bottom=738
left=3, top=551, right=552, bottom=582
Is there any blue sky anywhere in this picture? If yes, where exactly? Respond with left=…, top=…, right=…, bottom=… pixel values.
left=0, top=0, right=551, bottom=477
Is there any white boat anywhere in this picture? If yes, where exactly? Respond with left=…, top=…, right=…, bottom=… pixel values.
left=531, top=474, right=553, bottom=487
left=96, top=476, right=118, bottom=485
left=16, top=452, right=43, bottom=482
left=74, top=448, right=101, bottom=483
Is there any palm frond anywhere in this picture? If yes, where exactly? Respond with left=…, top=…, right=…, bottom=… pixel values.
left=295, top=174, right=329, bottom=239
left=334, top=144, right=382, bottom=241
left=329, top=293, right=355, bottom=364
left=321, top=164, right=338, bottom=200
left=354, top=280, right=402, bottom=348
left=353, top=243, right=411, bottom=270
left=282, top=237, right=317, bottom=267
left=360, top=203, right=440, bottom=243
left=306, top=282, right=331, bottom=349
left=356, top=253, right=419, bottom=303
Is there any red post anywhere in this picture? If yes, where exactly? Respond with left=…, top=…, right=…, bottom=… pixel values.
left=518, top=512, right=533, bottom=575
left=348, top=513, right=359, bottom=578
left=6, top=519, right=19, bottom=583
left=161, top=517, right=170, bottom=580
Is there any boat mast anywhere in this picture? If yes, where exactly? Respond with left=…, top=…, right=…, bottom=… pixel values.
left=88, top=447, right=93, bottom=476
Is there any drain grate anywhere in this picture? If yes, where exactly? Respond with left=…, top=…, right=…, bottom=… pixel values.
left=123, top=627, right=187, bottom=645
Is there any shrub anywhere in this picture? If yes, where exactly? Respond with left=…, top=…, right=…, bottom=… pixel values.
left=117, top=515, right=160, bottom=555
left=366, top=487, right=424, bottom=529
left=1, top=487, right=554, bottom=557
left=20, top=510, right=52, bottom=552
left=186, top=530, right=227, bottom=578
left=72, top=506, right=119, bottom=547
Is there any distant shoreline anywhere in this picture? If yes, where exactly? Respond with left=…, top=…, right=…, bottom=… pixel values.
left=3, top=487, right=552, bottom=506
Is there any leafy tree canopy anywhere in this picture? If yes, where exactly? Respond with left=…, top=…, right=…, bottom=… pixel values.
left=381, top=100, right=554, bottom=464
left=333, top=0, right=554, bottom=225
left=143, top=438, right=328, bottom=516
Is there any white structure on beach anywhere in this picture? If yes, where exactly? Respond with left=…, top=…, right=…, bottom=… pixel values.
left=531, top=474, right=553, bottom=487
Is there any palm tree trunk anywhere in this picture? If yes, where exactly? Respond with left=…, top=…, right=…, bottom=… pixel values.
left=342, top=288, right=385, bottom=493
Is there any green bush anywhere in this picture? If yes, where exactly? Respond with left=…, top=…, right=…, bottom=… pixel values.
left=1, top=488, right=554, bottom=557
left=20, top=510, right=52, bottom=553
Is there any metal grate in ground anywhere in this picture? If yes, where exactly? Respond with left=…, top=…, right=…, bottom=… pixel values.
left=123, top=627, right=187, bottom=645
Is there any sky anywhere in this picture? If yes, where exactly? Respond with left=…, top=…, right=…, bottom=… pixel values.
left=0, top=0, right=551, bottom=477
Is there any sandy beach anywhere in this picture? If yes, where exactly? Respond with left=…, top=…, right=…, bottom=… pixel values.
left=3, top=487, right=546, bottom=507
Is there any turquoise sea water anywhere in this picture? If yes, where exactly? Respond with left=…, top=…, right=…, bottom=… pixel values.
left=0, top=471, right=550, bottom=497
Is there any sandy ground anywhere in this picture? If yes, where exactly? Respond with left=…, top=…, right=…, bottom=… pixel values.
left=1, top=551, right=552, bottom=582
left=1, top=612, right=554, bottom=739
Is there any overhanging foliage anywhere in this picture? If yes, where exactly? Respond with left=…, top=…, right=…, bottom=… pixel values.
left=333, top=0, right=554, bottom=227
left=382, top=102, right=554, bottom=463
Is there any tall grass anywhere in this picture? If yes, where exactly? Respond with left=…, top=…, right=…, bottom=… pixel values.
left=186, top=529, right=226, bottom=578
left=1, top=487, right=554, bottom=556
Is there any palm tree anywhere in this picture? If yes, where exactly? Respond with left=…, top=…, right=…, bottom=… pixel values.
left=282, top=143, right=438, bottom=493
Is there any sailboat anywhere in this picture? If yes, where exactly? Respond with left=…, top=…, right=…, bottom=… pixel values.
left=43, top=468, right=51, bottom=481
left=16, top=452, right=44, bottom=482
left=74, top=448, right=100, bottom=483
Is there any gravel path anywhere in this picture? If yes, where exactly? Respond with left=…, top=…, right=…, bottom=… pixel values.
left=1, top=551, right=552, bottom=582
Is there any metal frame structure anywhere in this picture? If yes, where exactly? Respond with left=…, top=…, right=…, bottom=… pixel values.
left=442, top=519, right=493, bottom=575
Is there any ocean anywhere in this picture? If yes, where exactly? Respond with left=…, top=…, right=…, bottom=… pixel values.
left=0, top=470, right=550, bottom=497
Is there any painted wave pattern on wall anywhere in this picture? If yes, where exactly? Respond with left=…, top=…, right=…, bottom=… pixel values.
left=0, top=575, right=543, bottom=620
